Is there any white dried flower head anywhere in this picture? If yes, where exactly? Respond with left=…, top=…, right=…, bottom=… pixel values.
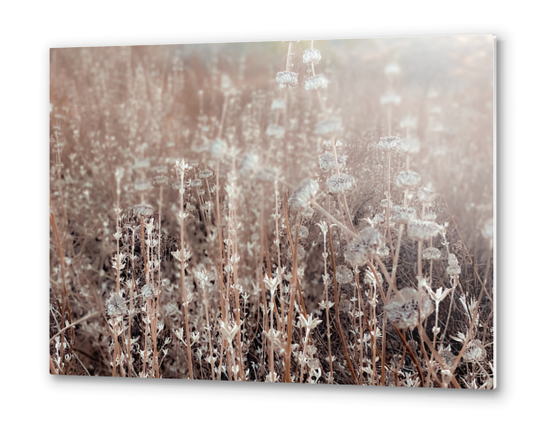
left=305, top=74, right=328, bottom=90
left=276, top=71, right=298, bottom=87
left=396, top=170, right=421, bottom=190
left=315, top=117, right=342, bottom=135
left=240, top=153, right=259, bottom=175
left=142, top=284, right=155, bottom=299
left=107, top=293, right=127, bottom=317
left=379, top=136, right=401, bottom=151
left=323, top=139, right=343, bottom=151
left=377, top=246, right=390, bottom=257
left=448, top=253, right=459, bottom=266
left=287, top=244, right=306, bottom=261
left=482, top=218, right=493, bottom=240
left=132, top=204, right=154, bottom=218
left=326, top=173, right=355, bottom=194
left=438, top=348, right=456, bottom=369
left=390, top=205, right=416, bottom=225
left=380, top=91, right=401, bottom=105
left=301, top=207, right=315, bottom=219
left=266, top=124, right=285, bottom=138
left=289, top=179, right=319, bottom=212
left=418, top=184, right=436, bottom=204
left=336, top=265, right=354, bottom=285
left=319, top=152, right=347, bottom=172
left=463, top=340, right=486, bottom=363
left=199, top=170, right=214, bottom=179
left=399, top=137, right=420, bottom=154
left=384, top=62, right=400, bottom=75
left=211, top=138, right=227, bottom=159
left=408, top=219, right=439, bottom=241
left=384, top=288, right=434, bottom=330
left=446, top=264, right=461, bottom=276
left=134, top=179, right=153, bottom=192
left=153, top=175, right=169, bottom=186
left=345, top=227, right=385, bottom=266
left=423, top=247, right=441, bottom=260
left=190, top=179, right=203, bottom=188
left=303, top=48, right=321, bottom=65
left=298, top=225, right=309, bottom=239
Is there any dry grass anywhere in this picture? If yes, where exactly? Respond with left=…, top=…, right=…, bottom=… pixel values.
left=49, top=36, right=494, bottom=388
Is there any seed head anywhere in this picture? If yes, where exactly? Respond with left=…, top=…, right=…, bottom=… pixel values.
left=463, top=340, right=487, bottom=363
left=305, top=74, right=328, bottom=90
left=390, top=205, right=416, bottom=225
left=319, top=152, right=347, bottom=172
left=396, top=170, right=421, bottom=190
left=345, top=227, right=384, bottom=266
left=276, top=71, right=298, bottom=87
left=326, top=173, right=355, bottom=194
left=408, top=219, right=439, bottom=241
left=303, top=48, right=321, bottom=65
left=423, top=247, right=441, bottom=260
left=289, top=179, right=319, bottom=212
left=384, top=288, right=434, bottom=330
left=379, top=136, right=401, bottom=151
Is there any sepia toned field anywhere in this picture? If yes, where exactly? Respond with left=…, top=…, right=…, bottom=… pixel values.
left=49, top=36, right=494, bottom=388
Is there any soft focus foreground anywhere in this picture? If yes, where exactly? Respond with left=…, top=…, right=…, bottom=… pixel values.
left=49, top=36, right=494, bottom=388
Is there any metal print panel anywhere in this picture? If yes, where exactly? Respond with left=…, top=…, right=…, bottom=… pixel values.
left=49, top=35, right=495, bottom=388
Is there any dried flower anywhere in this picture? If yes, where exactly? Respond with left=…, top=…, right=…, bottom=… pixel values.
left=199, top=170, right=214, bottom=179
left=408, top=219, right=439, bottom=241
left=418, top=184, right=436, bottom=204
left=107, top=293, right=127, bottom=317
left=132, top=204, right=154, bottom=218
left=305, top=74, right=328, bottom=90
left=423, top=247, right=441, bottom=260
left=289, top=179, right=319, bottom=212
left=379, top=136, right=401, bottom=151
left=463, top=340, right=486, bottom=363
left=303, top=48, right=321, bottom=65
left=319, top=152, right=347, bottom=172
left=326, top=173, right=355, bottom=194
left=390, top=205, right=416, bottom=224
left=298, top=225, right=309, bottom=239
left=276, top=71, right=298, bottom=87
left=345, top=227, right=384, bottom=266
left=336, top=265, right=354, bottom=285
left=446, top=264, right=461, bottom=276
left=396, top=170, right=421, bottom=190
left=384, top=288, right=434, bottom=330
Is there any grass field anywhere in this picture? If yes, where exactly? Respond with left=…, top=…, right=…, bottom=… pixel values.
left=49, top=36, right=494, bottom=388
